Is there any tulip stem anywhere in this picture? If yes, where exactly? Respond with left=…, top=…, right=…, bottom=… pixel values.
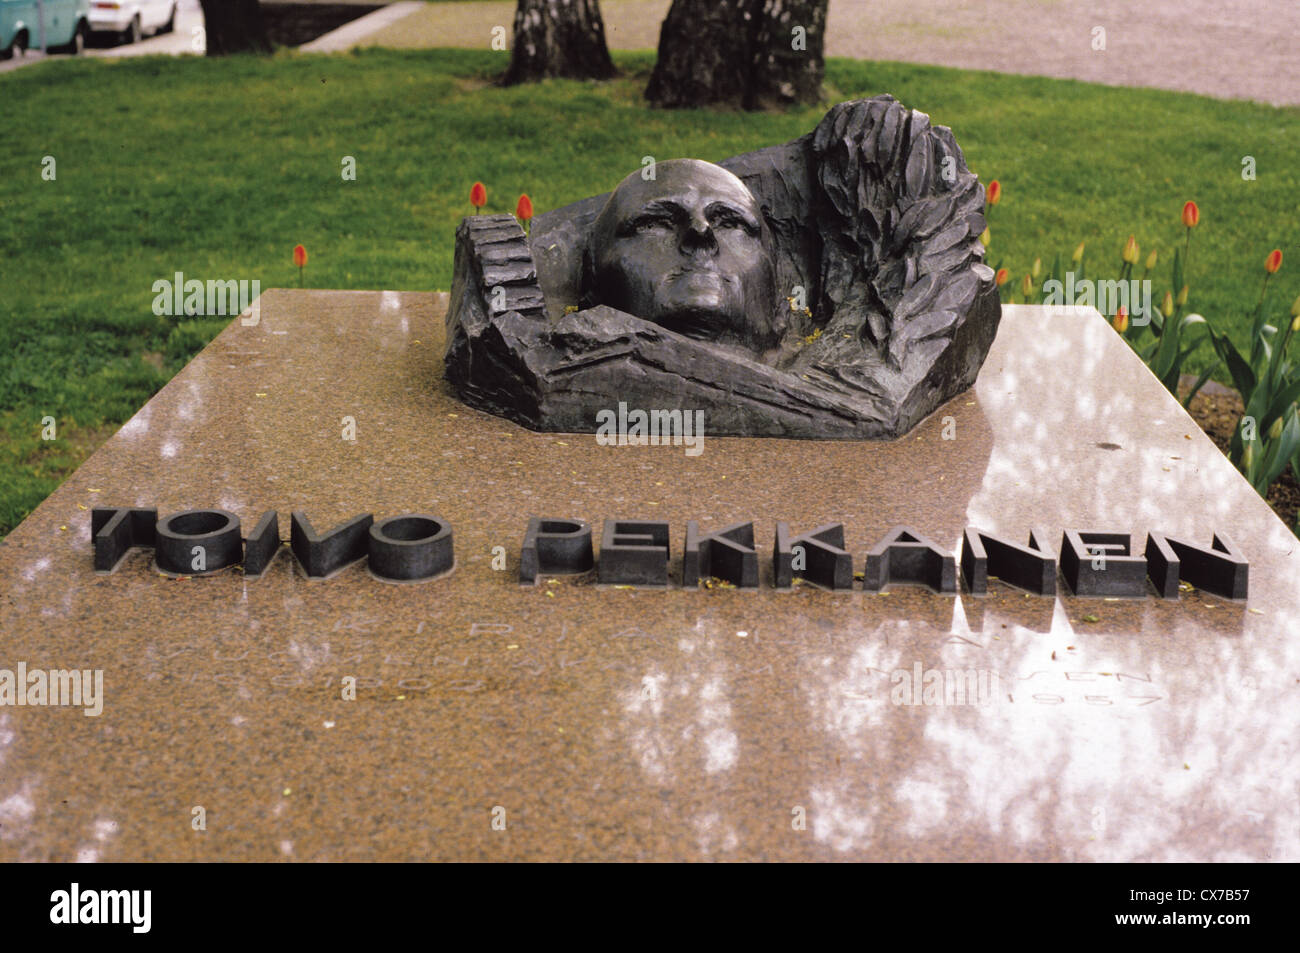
left=1256, top=273, right=1272, bottom=312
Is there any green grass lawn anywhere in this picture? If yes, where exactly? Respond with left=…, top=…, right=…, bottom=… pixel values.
left=2, top=48, right=1298, bottom=534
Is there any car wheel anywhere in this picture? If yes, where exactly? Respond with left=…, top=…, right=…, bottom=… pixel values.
left=161, top=5, right=177, bottom=34
left=123, top=16, right=141, bottom=45
left=53, top=21, right=88, bottom=55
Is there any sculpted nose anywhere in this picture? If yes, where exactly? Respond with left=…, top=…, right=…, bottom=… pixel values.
left=679, top=213, right=717, bottom=256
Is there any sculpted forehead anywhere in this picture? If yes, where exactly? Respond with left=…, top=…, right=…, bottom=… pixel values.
left=597, top=159, right=760, bottom=230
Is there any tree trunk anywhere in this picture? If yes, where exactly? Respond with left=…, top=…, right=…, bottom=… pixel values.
left=502, top=0, right=617, bottom=85
left=645, top=0, right=827, bottom=110
left=749, top=0, right=827, bottom=107
left=199, top=0, right=271, bottom=56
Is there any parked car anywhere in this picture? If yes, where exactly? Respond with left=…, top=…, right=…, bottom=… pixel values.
left=87, top=0, right=174, bottom=45
left=1, top=0, right=91, bottom=58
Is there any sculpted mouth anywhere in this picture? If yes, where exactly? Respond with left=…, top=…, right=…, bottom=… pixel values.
left=669, top=263, right=723, bottom=277
left=669, top=268, right=728, bottom=288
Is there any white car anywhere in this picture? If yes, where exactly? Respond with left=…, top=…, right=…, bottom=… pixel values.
left=87, top=0, right=175, bottom=44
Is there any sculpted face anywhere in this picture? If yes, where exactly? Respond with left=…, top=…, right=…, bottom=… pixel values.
left=589, top=159, right=779, bottom=352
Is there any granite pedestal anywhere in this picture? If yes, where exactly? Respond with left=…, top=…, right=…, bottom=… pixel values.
left=1, top=291, right=1296, bottom=861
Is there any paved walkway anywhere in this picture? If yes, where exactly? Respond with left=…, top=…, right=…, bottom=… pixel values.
left=302, top=1, right=425, bottom=52
left=358, top=0, right=1300, bottom=108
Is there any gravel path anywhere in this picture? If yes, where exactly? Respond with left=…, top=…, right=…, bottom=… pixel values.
left=360, top=0, right=1300, bottom=108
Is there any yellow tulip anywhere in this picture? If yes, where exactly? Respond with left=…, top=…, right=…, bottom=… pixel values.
left=1161, top=291, right=1174, bottom=317
left=1176, top=285, right=1189, bottom=307
left=1072, top=242, right=1085, bottom=263
left=1145, top=249, right=1158, bottom=271
left=979, top=227, right=991, bottom=247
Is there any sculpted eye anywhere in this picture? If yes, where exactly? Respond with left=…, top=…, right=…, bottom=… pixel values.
left=709, top=209, right=757, bottom=234
left=629, top=213, right=674, bottom=233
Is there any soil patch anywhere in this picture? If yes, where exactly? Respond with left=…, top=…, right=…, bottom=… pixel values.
left=1182, top=380, right=1299, bottom=531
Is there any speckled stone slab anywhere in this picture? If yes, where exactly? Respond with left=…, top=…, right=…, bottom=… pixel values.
left=1, top=291, right=1296, bottom=862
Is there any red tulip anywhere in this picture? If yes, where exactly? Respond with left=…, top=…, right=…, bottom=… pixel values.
left=1181, top=201, right=1199, bottom=228
left=516, top=193, right=534, bottom=229
left=986, top=180, right=1001, bottom=206
left=1113, top=306, right=1129, bottom=334
left=1265, top=249, right=1283, bottom=274
left=994, top=268, right=1009, bottom=287
left=470, top=181, right=487, bottom=214
left=291, top=243, right=305, bottom=288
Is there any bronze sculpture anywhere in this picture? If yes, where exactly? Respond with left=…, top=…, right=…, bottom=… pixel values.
left=445, top=95, right=1001, bottom=439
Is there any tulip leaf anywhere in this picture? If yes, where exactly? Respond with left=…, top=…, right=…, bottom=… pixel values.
left=1181, top=362, right=1219, bottom=409
left=1160, top=343, right=1202, bottom=393
left=1250, top=313, right=1271, bottom=368
left=1243, top=432, right=1264, bottom=488
left=1153, top=308, right=1183, bottom=377
left=1209, top=327, right=1256, bottom=404
left=1262, top=378, right=1300, bottom=432
left=1265, top=323, right=1295, bottom=394
left=1244, top=375, right=1270, bottom=428
left=1258, top=411, right=1300, bottom=494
